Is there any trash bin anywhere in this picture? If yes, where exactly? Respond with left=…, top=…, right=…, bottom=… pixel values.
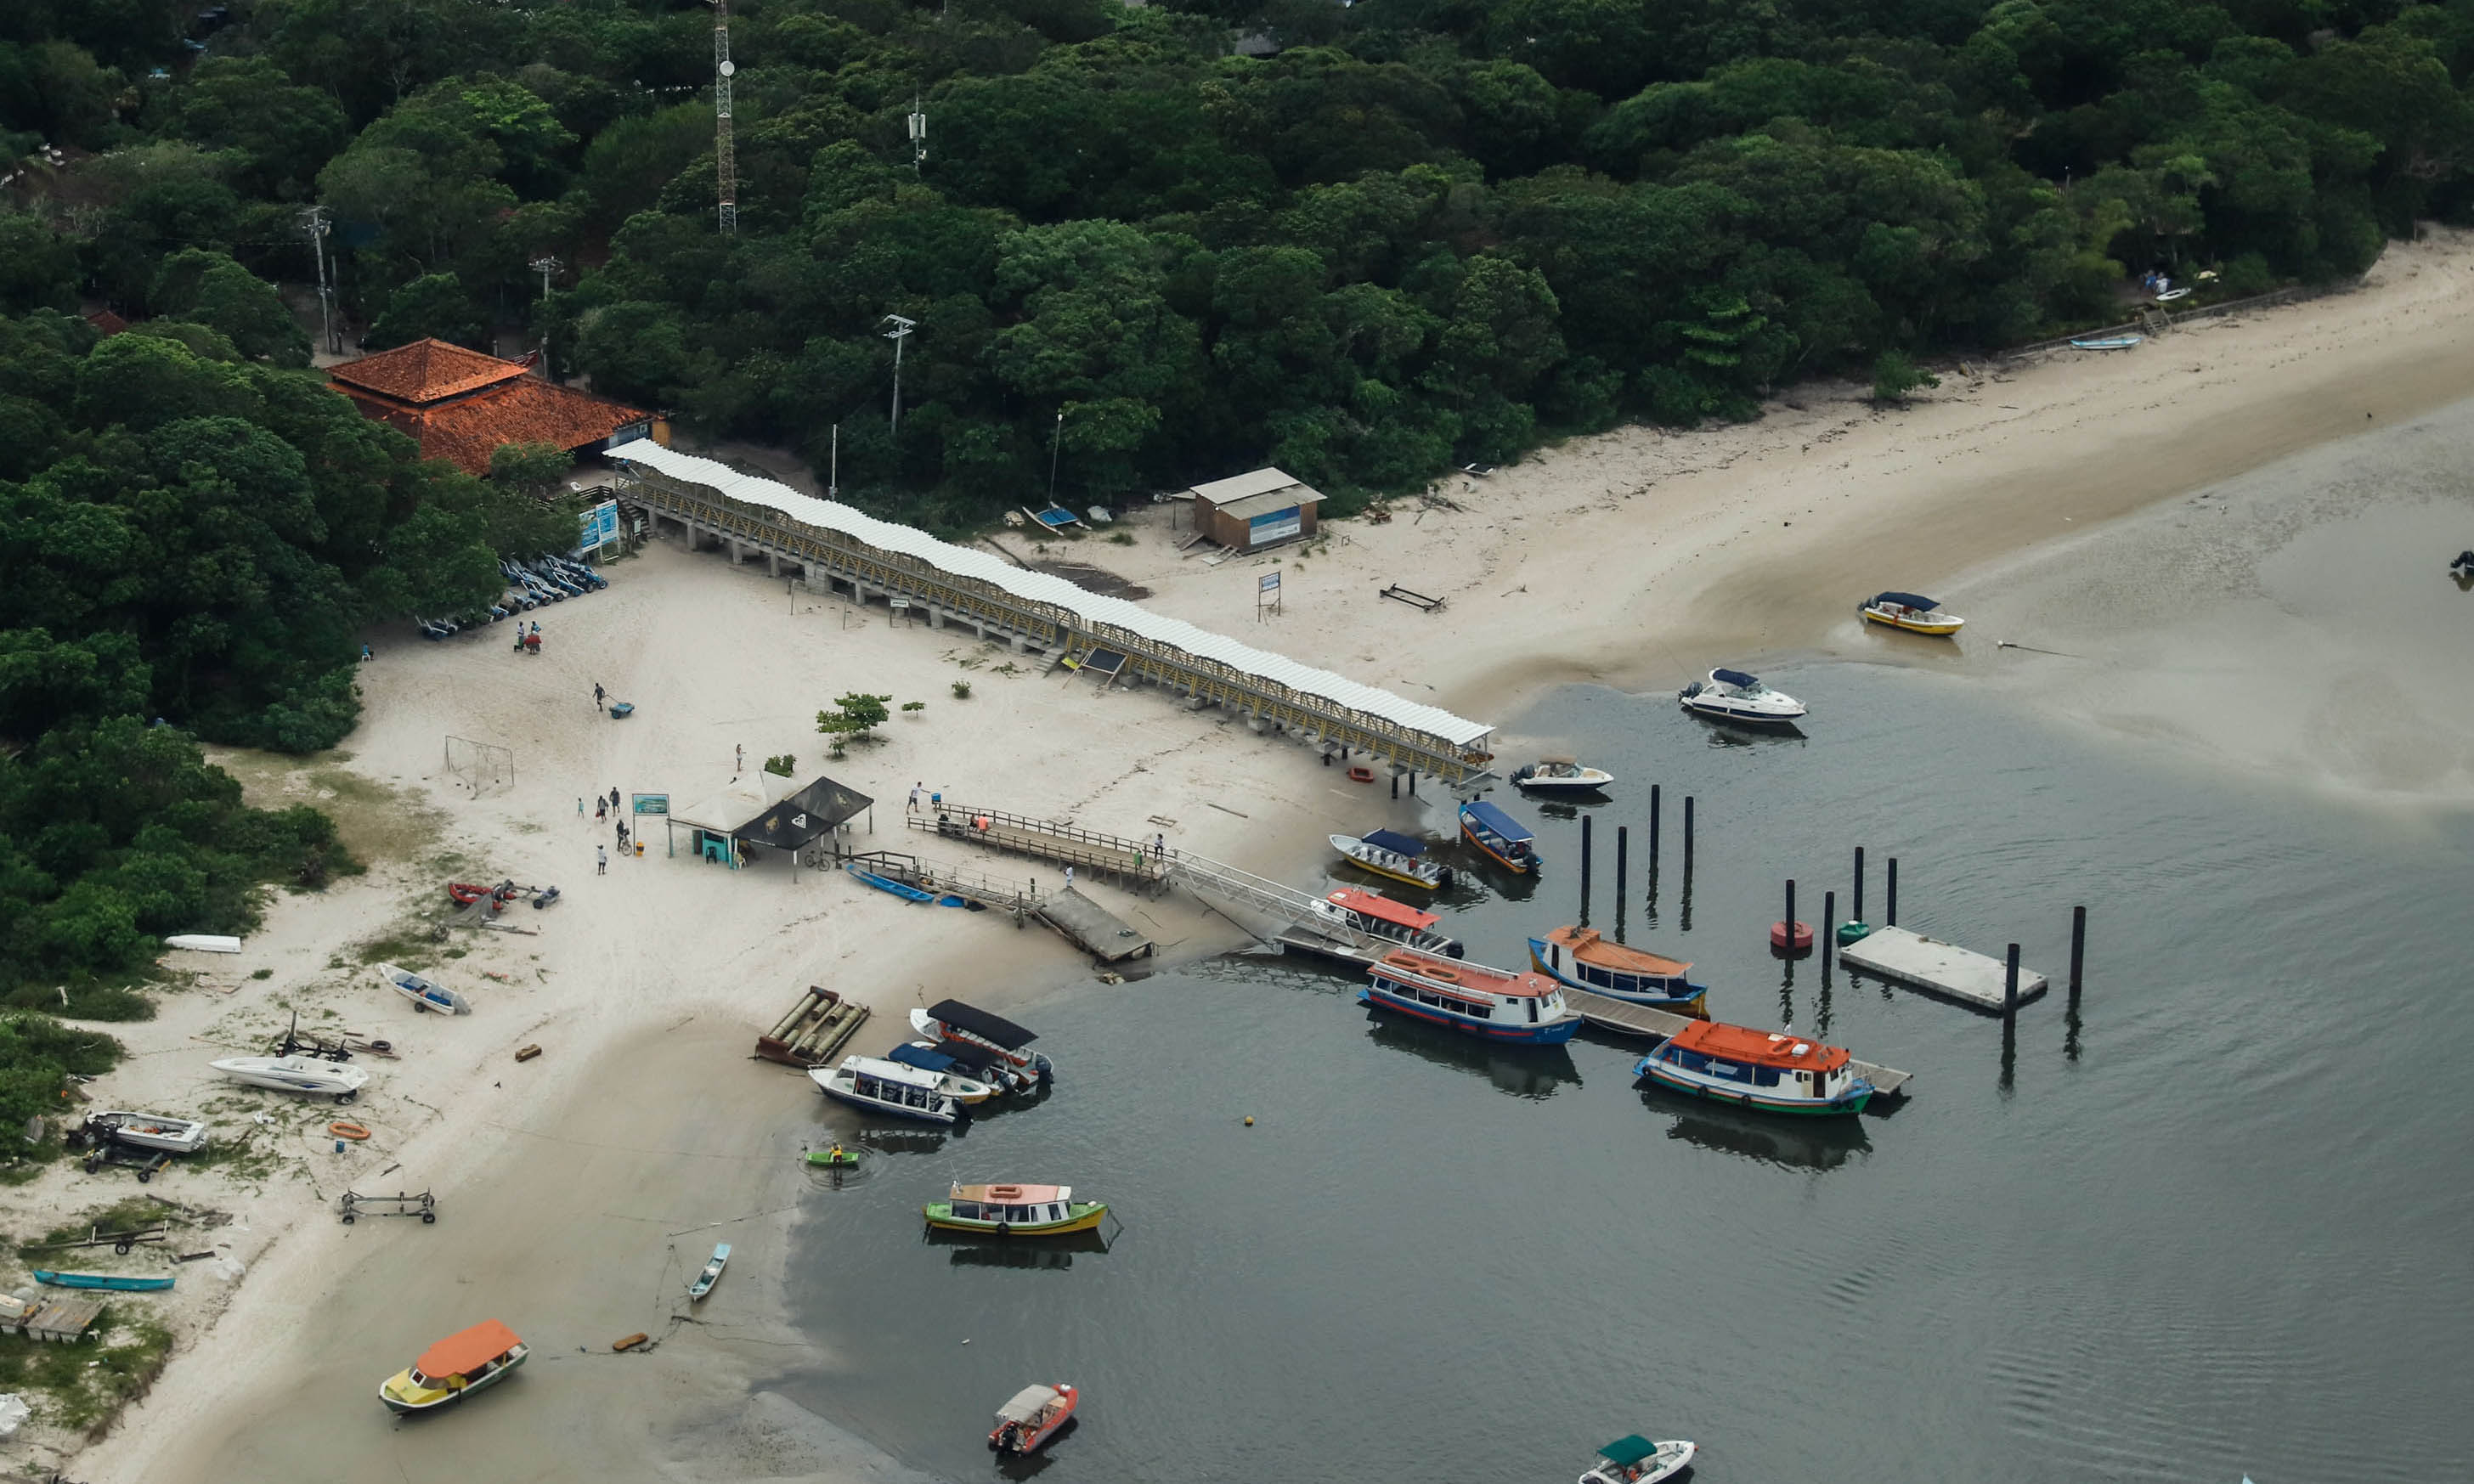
left=635, top=841, right=644, bottom=858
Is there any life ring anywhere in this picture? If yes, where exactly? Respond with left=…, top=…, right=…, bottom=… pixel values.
left=329, top=1120, right=371, bottom=1140
left=1347, top=765, right=1375, bottom=783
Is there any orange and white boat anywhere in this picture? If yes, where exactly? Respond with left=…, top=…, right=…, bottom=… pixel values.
left=1528, top=926, right=1707, bottom=1015
left=1305, top=887, right=1463, bottom=958
left=988, top=1382, right=1077, bottom=1453
left=378, top=1319, right=529, bottom=1413
left=1634, top=1019, right=1873, bottom=1115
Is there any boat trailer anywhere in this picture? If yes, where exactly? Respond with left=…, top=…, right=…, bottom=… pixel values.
left=1379, top=583, right=1445, bottom=612
left=338, top=1189, right=438, bottom=1225
left=269, top=1010, right=354, bottom=1064
left=31, top=1221, right=172, bottom=1255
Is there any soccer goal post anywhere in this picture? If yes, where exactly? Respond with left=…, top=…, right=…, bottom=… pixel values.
left=443, top=735, right=516, bottom=796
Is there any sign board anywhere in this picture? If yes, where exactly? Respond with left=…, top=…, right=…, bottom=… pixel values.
left=1256, top=566, right=1282, bottom=621
left=630, top=793, right=669, bottom=816
left=579, top=499, right=620, bottom=551
left=1248, top=508, right=1302, bottom=545
left=1259, top=571, right=1280, bottom=592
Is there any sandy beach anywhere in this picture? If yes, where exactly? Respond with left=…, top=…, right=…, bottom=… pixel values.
left=44, top=228, right=2474, bottom=1482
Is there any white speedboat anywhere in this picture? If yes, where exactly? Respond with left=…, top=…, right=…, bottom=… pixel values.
left=85, top=1110, right=209, bottom=1154
left=211, top=1055, right=370, bottom=1103
left=1579, top=1435, right=1697, bottom=1484
left=1677, top=668, right=1806, bottom=725
left=376, top=962, right=472, bottom=1015
left=1511, top=757, right=1614, bottom=793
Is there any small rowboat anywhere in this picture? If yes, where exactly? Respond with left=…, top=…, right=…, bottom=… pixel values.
left=805, top=1146, right=861, bottom=1168
left=989, top=1382, right=1078, bottom=1454
left=1859, top=591, right=1964, bottom=636
left=2069, top=335, right=2142, bottom=350
left=689, top=1243, right=730, bottom=1301
left=376, top=962, right=472, bottom=1015
left=33, top=1270, right=173, bottom=1292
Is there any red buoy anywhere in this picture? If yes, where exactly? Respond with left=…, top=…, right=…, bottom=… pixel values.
left=1347, top=765, right=1375, bottom=783
left=1769, top=920, right=1814, bottom=952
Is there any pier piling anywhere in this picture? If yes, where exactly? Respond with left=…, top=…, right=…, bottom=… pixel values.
left=1614, top=826, right=1629, bottom=906
left=1853, top=846, right=1865, bottom=923
left=2069, top=905, right=2086, bottom=998
left=1649, top=785, right=1661, bottom=861
left=1885, top=857, right=1898, bottom=927
left=1579, top=815, right=1594, bottom=922
left=1822, top=890, right=1835, bottom=977
left=1683, top=797, right=1695, bottom=863
left=1390, top=774, right=1398, bottom=800
left=1784, top=879, right=1795, bottom=951
left=2003, top=942, right=2021, bottom=1023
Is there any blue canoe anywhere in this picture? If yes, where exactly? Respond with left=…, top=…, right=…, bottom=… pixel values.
left=847, top=864, right=935, bottom=902
left=34, top=1270, right=173, bottom=1291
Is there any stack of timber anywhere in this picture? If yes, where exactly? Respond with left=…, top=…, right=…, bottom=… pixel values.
left=754, top=986, right=871, bottom=1068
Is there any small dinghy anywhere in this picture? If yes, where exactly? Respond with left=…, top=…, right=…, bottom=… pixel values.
left=689, top=1243, right=730, bottom=1301
left=2069, top=335, right=2143, bottom=350
left=376, top=962, right=472, bottom=1015
left=1859, top=591, right=1964, bottom=636
left=211, top=1054, right=370, bottom=1103
left=2449, top=550, right=2474, bottom=579
left=805, top=1144, right=861, bottom=1168
left=1678, top=668, right=1806, bottom=725
left=1579, top=1435, right=1697, bottom=1484
left=84, top=1110, right=209, bottom=1154
left=1330, top=829, right=1454, bottom=889
left=164, top=934, right=241, bottom=954
left=989, top=1382, right=1078, bottom=1455
left=1511, top=756, right=1615, bottom=793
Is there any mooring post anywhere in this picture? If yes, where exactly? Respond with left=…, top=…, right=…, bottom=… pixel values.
left=1853, top=845, right=1865, bottom=923
left=1407, top=771, right=1416, bottom=797
left=2004, top=942, right=2020, bottom=1023
left=1683, top=796, right=1695, bottom=863
left=1885, top=856, right=1898, bottom=927
left=1822, top=890, right=1836, bottom=976
left=1649, top=785, right=1662, bottom=860
left=1579, top=815, right=1594, bottom=921
left=1784, top=878, right=1795, bottom=947
left=1391, top=773, right=1398, bottom=800
left=1614, top=826, right=1629, bottom=905
left=2069, top=905, right=2087, bottom=999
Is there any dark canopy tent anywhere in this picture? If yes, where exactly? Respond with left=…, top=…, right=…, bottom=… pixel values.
left=1870, top=590, right=1940, bottom=609
left=1362, top=828, right=1428, bottom=856
left=737, top=776, right=873, bottom=852
left=926, top=998, right=1038, bottom=1050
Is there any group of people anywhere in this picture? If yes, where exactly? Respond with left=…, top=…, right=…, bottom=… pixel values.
left=585, top=785, right=625, bottom=872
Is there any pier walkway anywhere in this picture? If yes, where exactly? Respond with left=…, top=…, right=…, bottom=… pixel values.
left=908, top=804, right=1168, bottom=889
left=1837, top=927, right=2047, bottom=1013
left=1562, top=988, right=1913, bottom=1097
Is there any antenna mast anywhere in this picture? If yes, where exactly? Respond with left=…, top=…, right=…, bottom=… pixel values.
left=711, top=1, right=737, bottom=234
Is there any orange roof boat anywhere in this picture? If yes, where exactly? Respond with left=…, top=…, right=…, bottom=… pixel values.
left=1324, top=888, right=1438, bottom=932
left=1664, top=1018, right=1852, bottom=1075
left=1528, top=926, right=1707, bottom=1013
left=1539, top=926, right=1689, bottom=979
left=418, top=1319, right=524, bottom=1380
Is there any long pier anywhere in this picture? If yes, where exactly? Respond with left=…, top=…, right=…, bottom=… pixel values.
left=1562, top=987, right=1913, bottom=1097
left=907, top=804, right=1168, bottom=888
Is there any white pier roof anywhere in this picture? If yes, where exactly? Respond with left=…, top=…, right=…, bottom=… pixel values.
left=613, top=443, right=1492, bottom=748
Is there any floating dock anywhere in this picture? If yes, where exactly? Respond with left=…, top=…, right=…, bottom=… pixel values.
left=1562, top=988, right=1913, bottom=1097
left=1837, top=927, right=2047, bottom=1013
left=1037, top=888, right=1154, bottom=962
left=754, top=985, right=871, bottom=1067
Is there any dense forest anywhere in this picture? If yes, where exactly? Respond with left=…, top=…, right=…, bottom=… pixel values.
left=3, top=0, right=2473, bottom=1014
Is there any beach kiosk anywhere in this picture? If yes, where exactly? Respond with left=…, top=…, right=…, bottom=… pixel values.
left=1189, top=468, right=1324, bottom=553
left=668, top=774, right=873, bottom=874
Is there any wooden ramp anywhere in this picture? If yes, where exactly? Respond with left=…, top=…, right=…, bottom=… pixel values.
left=1562, top=987, right=1914, bottom=1097
left=1837, top=926, right=2047, bottom=1013
left=1037, top=889, right=1154, bottom=962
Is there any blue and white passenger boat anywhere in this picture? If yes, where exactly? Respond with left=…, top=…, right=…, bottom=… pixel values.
left=1633, top=1019, right=1873, bottom=1115
left=1528, top=925, right=1708, bottom=1014
left=809, top=1055, right=966, bottom=1126
left=1458, top=800, right=1540, bottom=874
left=1360, top=949, right=1580, bottom=1044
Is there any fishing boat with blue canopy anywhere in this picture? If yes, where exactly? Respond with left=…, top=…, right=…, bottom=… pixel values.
left=1330, top=828, right=1454, bottom=889
left=884, top=1041, right=1001, bottom=1103
left=1859, top=590, right=1965, bottom=635
left=1458, top=799, right=1539, bottom=874
left=1528, top=925, right=1707, bottom=1014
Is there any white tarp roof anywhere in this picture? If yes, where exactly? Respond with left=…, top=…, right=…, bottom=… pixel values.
left=613, top=443, right=1491, bottom=748
left=672, top=770, right=799, bottom=834
left=1190, top=466, right=1306, bottom=504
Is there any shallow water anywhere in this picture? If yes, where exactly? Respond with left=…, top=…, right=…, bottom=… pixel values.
left=779, top=663, right=2473, bottom=1484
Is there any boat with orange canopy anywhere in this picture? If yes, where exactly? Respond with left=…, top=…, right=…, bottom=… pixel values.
left=1528, top=926, right=1707, bottom=1014
left=379, top=1319, right=529, bottom=1413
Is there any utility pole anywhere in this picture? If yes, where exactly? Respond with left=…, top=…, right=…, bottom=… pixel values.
left=883, top=313, right=915, bottom=437
left=828, top=422, right=839, bottom=499
left=301, top=206, right=336, bottom=358
left=907, top=94, right=927, bottom=175
left=709, top=1, right=737, bottom=234
left=528, top=255, right=561, bottom=377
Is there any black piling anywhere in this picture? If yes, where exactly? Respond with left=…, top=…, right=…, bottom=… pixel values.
left=1784, top=878, right=1796, bottom=948
left=1822, top=890, right=1835, bottom=978
left=1579, top=815, right=1594, bottom=923
left=2003, top=942, right=2021, bottom=1023
left=1885, top=856, right=1898, bottom=927
left=1680, top=797, right=1696, bottom=933
left=1683, top=796, right=1696, bottom=863
left=1853, top=845, right=1865, bottom=923
left=1390, top=773, right=1398, bottom=800
left=1649, top=785, right=1662, bottom=860
left=2069, top=905, right=2087, bottom=999
left=1408, top=772, right=1417, bottom=797
left=1614, top=826, right=1629, bottom=904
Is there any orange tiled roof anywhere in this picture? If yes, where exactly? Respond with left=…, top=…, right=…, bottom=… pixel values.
left=330, top=339, right=530, bottom=403
left=410, top=377, right=648, bottom=475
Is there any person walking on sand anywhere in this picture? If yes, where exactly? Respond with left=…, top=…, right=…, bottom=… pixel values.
left=909, top=781, right=922, bottom=813
left=1064, top=865, right=1074, bottom=891
left=577, top=796, right=584, bottom=818
left=594, top=681, right=606, bottom=712
left=596, top=797, right=607, bottom=821
left=609, top=787, right=620, bottom=810
left=597, top=846, right=607, bottom=875
left=736, top=743, right=745, bottom=774
left=360, top=644, right=373, bottom=663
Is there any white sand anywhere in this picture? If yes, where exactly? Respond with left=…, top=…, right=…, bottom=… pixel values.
left=61, top=229, right=2474, bottom=1481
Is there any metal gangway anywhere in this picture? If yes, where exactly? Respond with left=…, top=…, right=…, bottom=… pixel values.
left=1166, top=852, right=1454, bottom=965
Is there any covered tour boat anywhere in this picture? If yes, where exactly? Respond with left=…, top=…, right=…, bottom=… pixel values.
left=1307, top=888, right=1464, bottom=957
left=1511, top=756, right=1615, bottom=793
left=1459, top=799, right=1541, bottom=874
left=1579, top=1434, right=1698, bottom=1484
left=379, top=1319, right=528, bottom=1414
left=809, top=1055, right=966, bottom=1126
left=1330, top=829, right=1454, bottom=889
left=1634, top=1018, right=1873, bottom=1115
left=1363, top=949, right=1581, bottom=1044
left=924, top=1182, right=1107, bottom=1236
left=911, top=999, right=1054, bottom=1084
left=1859, top=590, right=1965, bottom=635
left=989, top=1382, right=1078, bottom=1454
left=1528, top=926, right=1707, bottom=1014
left=1677, top=668, right=1806, bottom=725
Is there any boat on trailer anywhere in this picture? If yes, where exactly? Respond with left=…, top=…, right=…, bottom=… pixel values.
left=924, top=1182, right=1107, bottom=1236
left=884, top=1041, right=1002, bottom=1103
left=1634, top=1018, right=1872, bottom=1115
left=1362, top=949, right=1580, bottom=1045
left=1579, top=1434, right=1697, bottom=1484
left=911, top=999, right=1053, bottom=1084
left=1528, top=926, right=1707, bottom=1014
left=1511, top=756, right=1615, bottom=793
left=989, top=1382, right=1078, bottom=1454
left=1459, top=799, right=1541, bottom=874
left=379, top=1319, right=528, bottom=1414
left=1859, top=590, right=1965, bottom=636
left=376, top=962, right=472, bottom=1014
left=83, top=1110, right=208, bottom=1154
left=809, top=1055, right=966, bottom=1126
left=1677, top=668, right=1806, bottom=725
left=1330, top=829, right=1454, bottom=889
left=1306, top=888, right=1463, bottom=957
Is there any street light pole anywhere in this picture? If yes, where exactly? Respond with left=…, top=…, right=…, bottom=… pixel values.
left=1048, top=407, right=1065, bottom=504
left=528, top=255, right=562, bottom=377
left=883, top=313, right=916, bottom=438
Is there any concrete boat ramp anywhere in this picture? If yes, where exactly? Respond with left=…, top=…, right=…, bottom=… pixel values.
left=1563, top=987, right=1914, bottom=1098
left=1836, top=926, right=2047, bottom=1013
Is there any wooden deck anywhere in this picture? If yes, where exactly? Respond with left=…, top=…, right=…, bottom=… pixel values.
left=15, top=1296, right=104, bottom=1342
left=913, top=804, right=1168, bottom=886
left=1837, top=926, right=2048, bottom=1013
left=1562, top=987, right=1914, bottom=1097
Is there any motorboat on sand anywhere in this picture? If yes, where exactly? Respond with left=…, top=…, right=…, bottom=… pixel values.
left=211, top=1054, right=370, bottom=1103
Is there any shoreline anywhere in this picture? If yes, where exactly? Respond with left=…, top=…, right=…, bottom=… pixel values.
left=65, top=229, right=2474, bottom=1481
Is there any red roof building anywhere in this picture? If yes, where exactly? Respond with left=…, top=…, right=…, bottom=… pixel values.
left=326, top=340, right=662, bottom=477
